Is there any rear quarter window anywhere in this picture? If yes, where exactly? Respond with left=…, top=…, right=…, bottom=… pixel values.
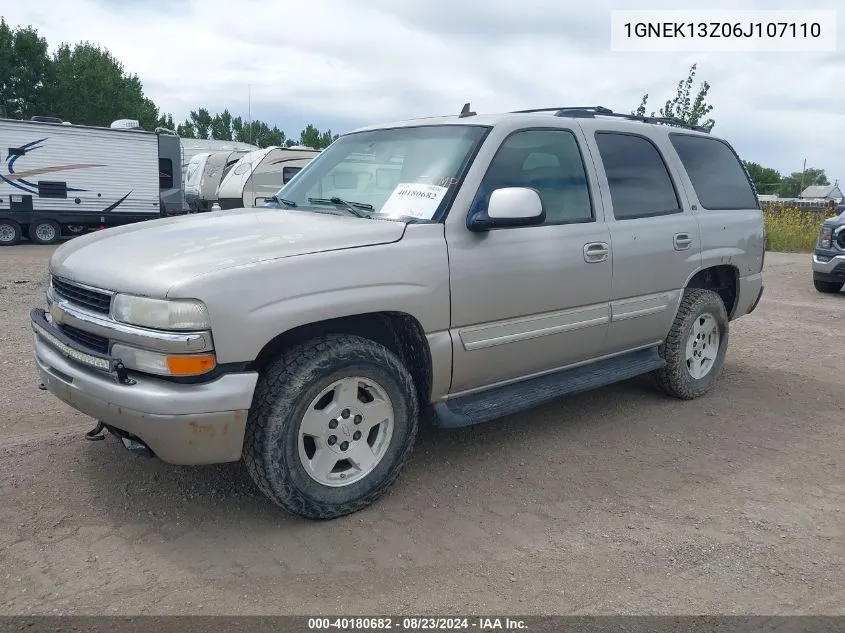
left=669, top=134, right=759, bottom=210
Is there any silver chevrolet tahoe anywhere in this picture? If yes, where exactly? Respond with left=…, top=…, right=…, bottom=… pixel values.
left=32, top=105, right=765, bottom=520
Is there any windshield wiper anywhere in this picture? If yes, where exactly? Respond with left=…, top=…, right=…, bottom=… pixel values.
left=267, top=195, right=297, bottom=208
left=307, top=197, right=372, bottom=218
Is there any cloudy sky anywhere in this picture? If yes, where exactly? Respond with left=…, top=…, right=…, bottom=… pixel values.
left=5, top=0, right=844, bottom=186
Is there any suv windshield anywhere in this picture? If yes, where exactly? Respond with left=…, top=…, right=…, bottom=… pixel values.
left=267, top=124, right=489, bottom=221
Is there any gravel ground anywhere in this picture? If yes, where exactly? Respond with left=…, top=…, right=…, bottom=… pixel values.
left=0, top=245, right=842, bottom=615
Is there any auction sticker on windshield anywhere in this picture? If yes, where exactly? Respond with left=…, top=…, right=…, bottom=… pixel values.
left=379, top=183, right=448, bottom=219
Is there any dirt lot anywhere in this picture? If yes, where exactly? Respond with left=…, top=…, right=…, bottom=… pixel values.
left=0, top=245, right=842, bottom=616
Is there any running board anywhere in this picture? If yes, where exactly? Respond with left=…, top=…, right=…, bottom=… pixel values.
left=432, top=347, right=665, bottom=429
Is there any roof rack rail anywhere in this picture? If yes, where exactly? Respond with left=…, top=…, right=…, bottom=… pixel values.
left=558, top=107, right=711, bottom=133
left=511, top=106, right=613, bottom=114
left=511, top=105, right=711, bottom=133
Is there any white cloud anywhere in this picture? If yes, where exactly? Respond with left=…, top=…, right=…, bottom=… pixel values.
left=6, top=0, right=844, bottom=181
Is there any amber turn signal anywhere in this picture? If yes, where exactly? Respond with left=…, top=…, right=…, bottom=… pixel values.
left=165, top=353, right=217, bottom=376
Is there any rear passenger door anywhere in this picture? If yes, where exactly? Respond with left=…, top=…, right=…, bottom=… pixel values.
left=585, top=127, right=702, bottom=354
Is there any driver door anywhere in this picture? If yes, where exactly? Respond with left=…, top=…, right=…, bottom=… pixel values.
left=445, top=126, right=613, bottom=394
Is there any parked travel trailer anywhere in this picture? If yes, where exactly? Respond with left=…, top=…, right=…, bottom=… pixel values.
left=179, top=138, right=258, bottom=188
left=0, top=117, right=182, bottom=245
left=183, top=149, right=250, bottom=212
left=216, top=146, right=320, bottom=209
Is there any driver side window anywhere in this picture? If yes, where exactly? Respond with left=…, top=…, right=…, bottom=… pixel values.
left=472, top=129, right=594, bottom=225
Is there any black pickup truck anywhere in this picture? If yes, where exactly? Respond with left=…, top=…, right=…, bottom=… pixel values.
left=812, top=205, right=845, bottom=293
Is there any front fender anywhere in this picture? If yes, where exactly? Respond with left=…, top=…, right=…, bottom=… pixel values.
left=168, top=224, right=451, bottom=365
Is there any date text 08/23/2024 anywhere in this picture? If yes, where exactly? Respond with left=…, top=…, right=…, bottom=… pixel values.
left=307, top=617, right=528, bottom=630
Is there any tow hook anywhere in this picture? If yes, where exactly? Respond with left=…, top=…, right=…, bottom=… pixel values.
left=85, top=421, right=106, bottom=441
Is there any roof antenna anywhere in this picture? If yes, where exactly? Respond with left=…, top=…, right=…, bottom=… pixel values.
left=459, top=102, right=476, bottom=118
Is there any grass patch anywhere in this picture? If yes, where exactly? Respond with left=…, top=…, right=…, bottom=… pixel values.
left=763, top=206, right=824, bottom=253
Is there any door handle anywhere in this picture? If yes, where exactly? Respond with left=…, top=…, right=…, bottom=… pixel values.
left=583, top=242, right=609, bottom=263
left=674, top=233, right=693, bottom=251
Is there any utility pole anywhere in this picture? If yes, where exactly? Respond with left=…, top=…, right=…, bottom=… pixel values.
left=799, top=158, right=807, bottom=195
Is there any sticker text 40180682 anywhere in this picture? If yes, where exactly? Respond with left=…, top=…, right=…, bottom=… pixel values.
left=378, top=183, right=449, bottom=219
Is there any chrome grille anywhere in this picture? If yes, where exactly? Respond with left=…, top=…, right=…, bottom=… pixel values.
left=51, top=277, right=112, bottom=315
left=58, top=323, right=110, bottom=354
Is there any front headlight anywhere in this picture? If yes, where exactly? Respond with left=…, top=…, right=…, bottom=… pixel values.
left=111, top=294, right=211, bottom=330
left=819, top=226, right=832, bottom=249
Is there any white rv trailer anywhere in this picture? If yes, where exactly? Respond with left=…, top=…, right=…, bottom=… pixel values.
left=0, top=117, right=183, bottom=245
left=183, top=152, right=213, bottom=211
left=216, top=146, right=320, bottom=209
left=183, top=149, right=250, bottom=212
left=179, top=138, right=258, bottom=188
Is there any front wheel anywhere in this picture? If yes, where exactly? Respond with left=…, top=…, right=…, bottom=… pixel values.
left=243, top=334, right=420, bottom=520
left=814, top=278, right=843, bottom=294
left=652, top=288, right=729, bottom=400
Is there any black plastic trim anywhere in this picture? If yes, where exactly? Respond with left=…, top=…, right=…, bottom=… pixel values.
left=432, top=347, right=665, bottom=428
left=154, top=362, right=253, bottom=385
left=31, top=307, right=117, bottom=374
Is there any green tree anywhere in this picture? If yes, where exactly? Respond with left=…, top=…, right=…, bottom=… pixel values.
left=318, top=129, right=335, bottom=148
left=188, top=107, right=213, bottom=139
left=742, top=161, right=782, bottom=196
left=176, top=121, right=195, bottom=137
left=634, top=63, right=715, bottom=130
left=231, top=115, right=245, bottom=142
left=299, top=123, right=321, bottom=148
left=265, top=125, right=285, bottom=147
left=296, top=124, right=336, bottom=149
left=41, top=42, right=159, bottom=128
left=157, top=112, right=176, bottom=130
left=778, top=168, right=830, bottom=198
left=210, top=109, right=233, bottom=141
left=0, top=18, right=51, bottom=119
left=228, top=118, right=283, bottom=148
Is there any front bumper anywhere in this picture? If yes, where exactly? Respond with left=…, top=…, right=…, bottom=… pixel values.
left=32, top=308, right=259, bottom=465
left=812, top=253, right=845, bottom=282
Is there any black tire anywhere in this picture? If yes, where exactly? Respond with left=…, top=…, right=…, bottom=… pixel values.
left=652, top=288, right=729, bottom=400
left=243, top=333, right=420, bottom=520
left=29, top=219, right=61, bottom=245
left=813, top=279, right=843, bottom=294
left=0, top=220, right=22, bottom=246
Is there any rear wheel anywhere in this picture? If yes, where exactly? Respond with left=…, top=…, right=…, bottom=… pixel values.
left=0, top=220, right=22, bottom=246
left=243, top=334, right=420, bottom=520
left=813, top=278, right=843, bottom=294
left=652, top=288, right=729, bottom=400
left=29, top=220, right=61, bottom=245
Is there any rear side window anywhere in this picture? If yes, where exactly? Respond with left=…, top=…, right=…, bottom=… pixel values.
left=669, top=134, right=758, bottom=210
left=594, top=132, right=680, bottom=220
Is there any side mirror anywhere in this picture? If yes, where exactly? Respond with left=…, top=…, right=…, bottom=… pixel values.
left=468, top=187, right=545, bottom=232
